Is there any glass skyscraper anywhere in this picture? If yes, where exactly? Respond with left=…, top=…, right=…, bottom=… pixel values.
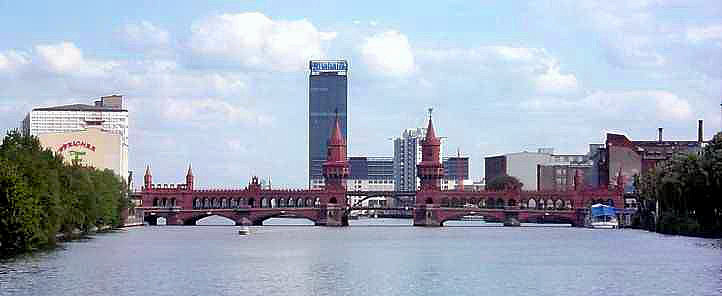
left=309, top=60, right=348, bottom=187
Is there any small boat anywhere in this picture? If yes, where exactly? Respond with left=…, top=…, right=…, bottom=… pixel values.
left=586, top=204, right=618, bottom=229
left=461, top=215, right=485, bottom=221
left=238, top=226, right=251, bottom=235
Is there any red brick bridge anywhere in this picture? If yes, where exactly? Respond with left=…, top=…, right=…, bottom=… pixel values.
left=138, top=115, right=623, bottom=227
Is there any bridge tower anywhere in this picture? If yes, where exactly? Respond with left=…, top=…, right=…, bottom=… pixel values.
left=186, top=163, right=194, bottom=191
left=417, top=109, right=444, bottom=192
left=321, top=114, right=349, bottom=226
left=414, top=109, right=445, bottom=226
left=144, top=165, right=152, bottom=191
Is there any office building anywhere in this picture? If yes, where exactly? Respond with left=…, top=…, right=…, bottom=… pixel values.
left=22, top=95, right=129, bottom=180
left=485, top=148, right=586, bottom=191
left=309, top=60, right=348, bottom=188
left=347, top=156, right=394, bottom=191
left=595, top=122, right=704, bottom=192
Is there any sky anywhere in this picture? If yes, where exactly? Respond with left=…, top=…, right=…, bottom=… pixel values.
left=1, top=0, right=721, bottom=188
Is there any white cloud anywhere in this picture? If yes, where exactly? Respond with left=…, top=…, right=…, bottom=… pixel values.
left=189, top=12, right=335, bottom=71
left=534, top=63, right=579, bottom=94
left=121, top=21, right=171, bottom=52
left=521, top=90, right=693, bottom=121
left=161, top=98, right=268, bottom=126
left=538, top=1, right=668, bottom=69
left=35, top=42, right=84, bottom=73
left=415, top=45, right=578, bottom=94
left=361, top=30, right=415, bottom=76
left=653, top=91, right=693, bottom=120
left=0, top=50, right=29, bottom=72
left=687, top=24, right=722, bottom=43
left=35, top=41, right=118, bottom=76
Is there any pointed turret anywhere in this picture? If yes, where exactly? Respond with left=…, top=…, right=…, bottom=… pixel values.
left=418, top=108, right=444, bottom=191
left=423, top=114, right=441, bottom=146
left=186, top=163, right=194, bottom=191
left=323, top=114, right=349, bottom=192
left=329, top=115, right=345, bottom=147
left=144, top=165, right=153, bottom=191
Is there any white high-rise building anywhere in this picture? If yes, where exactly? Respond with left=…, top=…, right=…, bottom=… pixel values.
left=393, top=127, right=445, bottom=191
left=22, top=95, right=129, bottom=180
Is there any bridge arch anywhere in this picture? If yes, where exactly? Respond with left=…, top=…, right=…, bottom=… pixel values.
left=183, top=212, right=240, bottom=226
left=252, top=211, right=319, bottom=226
left=439, top=210, right=505, bottom=225
left=351, top=195, right=410, bottom=208
left=495, top=198, right=504, bottom=209
left=527, top=197, right=536, bottom=209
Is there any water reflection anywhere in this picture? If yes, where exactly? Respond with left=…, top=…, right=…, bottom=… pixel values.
left=1, top=220, right=721, bottom=296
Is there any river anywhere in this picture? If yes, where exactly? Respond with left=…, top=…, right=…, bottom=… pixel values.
left=1, top=218, right=721, bottom=296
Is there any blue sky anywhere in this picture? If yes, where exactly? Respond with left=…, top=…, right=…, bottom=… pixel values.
left=1, top=1, right=721, bottom=188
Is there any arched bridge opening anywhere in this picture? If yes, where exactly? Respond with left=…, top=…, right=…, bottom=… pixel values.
left=195, top=215, right=236, bottom=226
left=253, top=212, right=318, bottom=226
left=183, top=213, right=240, bottom=226
left=440, top=211, right=504, bottom=227
left=350, top=194, right=411, bottom=209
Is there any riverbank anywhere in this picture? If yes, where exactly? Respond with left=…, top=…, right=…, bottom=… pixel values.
left=1, top=226, right=126, bottom=259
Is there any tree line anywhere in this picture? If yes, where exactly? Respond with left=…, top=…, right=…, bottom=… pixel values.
left=635, top=132, right=722, bottom=237
left=0, top=131, right=129, bottom=255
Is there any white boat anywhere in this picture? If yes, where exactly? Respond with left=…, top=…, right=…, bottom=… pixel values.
left=461, top=215, right=485, bottom=221
left=238, top=226, right=251, bottom=235
left=586, top=204, right=619, bottom=229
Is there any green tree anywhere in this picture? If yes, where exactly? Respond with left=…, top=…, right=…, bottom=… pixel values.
left=0, top=130, right=130, bottom=254
left=636, top=131, right=722, bottom=237
left=486, top=175, right=523, bottom=191
left=0, top=159, right=43, bottom=253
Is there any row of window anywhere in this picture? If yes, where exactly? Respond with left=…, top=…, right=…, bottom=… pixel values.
left=432, top=197, right=615, bottom=209
left=189, top=197, right=323, bottom=209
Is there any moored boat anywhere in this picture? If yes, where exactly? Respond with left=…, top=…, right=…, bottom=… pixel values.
left=586, top=204, right=618, bottom=229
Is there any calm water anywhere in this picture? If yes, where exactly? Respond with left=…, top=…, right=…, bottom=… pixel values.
left=1, top=218, right=721, bottom=296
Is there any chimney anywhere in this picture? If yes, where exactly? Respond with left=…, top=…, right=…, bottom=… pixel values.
left=698, top=120, right=703, bottom=143
left=658, top=127, right=663, bottom=142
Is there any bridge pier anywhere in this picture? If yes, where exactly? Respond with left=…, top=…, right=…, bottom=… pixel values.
left=413, top=204, right=442, bottom=227
left=503, top=212, right=521, bottom=227
left=316, top=205, right=348, bottom=226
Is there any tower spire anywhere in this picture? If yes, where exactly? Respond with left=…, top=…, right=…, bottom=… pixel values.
left=186, top=163, right=194, bottom=191
left=418, top=108, right=444, bottom=191
left=323, top=114, right=349, bottom=192
left=144, top=165, right=153, bottom=191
